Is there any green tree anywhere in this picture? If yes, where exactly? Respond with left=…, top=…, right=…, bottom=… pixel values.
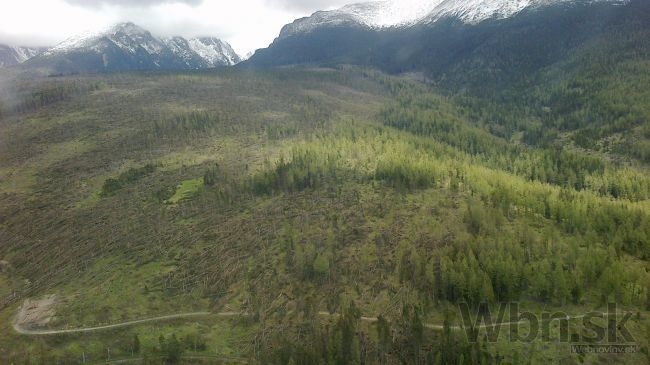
left=313, top=253, right=330, bottom=277
left=377, top=315, right=391, bottom=365
left=160, top=334, right=183, bottom=364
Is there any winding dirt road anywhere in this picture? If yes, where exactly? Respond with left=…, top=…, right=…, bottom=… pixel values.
left=14, top=310, right=628, bottom=336
left=13, top=312, right=237, bottom=335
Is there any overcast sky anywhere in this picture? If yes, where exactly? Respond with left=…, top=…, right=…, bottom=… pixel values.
left=0, top=0, right=354, bottom=55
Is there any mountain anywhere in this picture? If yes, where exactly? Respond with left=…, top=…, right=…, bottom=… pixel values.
left=23, top=22, right=241, bottom=74
left=0, top=45, right=46, bottom=68
left=186, top=37, right=241, bottom=67
left=276, top=0, right=626, bottom=38
left=246, top=0, right=637, bottom=78
left=242, top=51, right=255, bottom=61
left=246, top=0, right=650, bottom=163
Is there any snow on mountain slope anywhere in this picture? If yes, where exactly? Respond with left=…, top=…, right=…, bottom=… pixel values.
left=12, top=47, right=44, bottom=63
left=0, top=45, right=46, bottom=67
left=162, top=36, right=200, bottom=64
left=425, top=0, right=536, bottom=24
left=39, top=22, right=240, bottom=70
left=46, top=23, right=164, bottom=56
left=421, top=0, right=627, bottom=24
left=280, top=0, right=626, bottom=38
left=188, top=37, right=241, bottom=66
left=109, top=23, right=164, bottom=55
left=242, top=51, right=255, bottom=61
left=279, top=1, right=425, bottom=38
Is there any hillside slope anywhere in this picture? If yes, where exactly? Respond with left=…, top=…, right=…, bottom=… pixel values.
left=248, top=0, right=643, bottom=84
left=0, top=67, right=648, bottom=364
left=247, top=0, right=650, bottom=164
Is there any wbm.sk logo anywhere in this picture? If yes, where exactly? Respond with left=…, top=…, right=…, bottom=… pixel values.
left=458, top=302, right=639, bottom=354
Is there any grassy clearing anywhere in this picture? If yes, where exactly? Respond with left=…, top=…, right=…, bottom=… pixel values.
left=167, top=178, right=204, bottom=205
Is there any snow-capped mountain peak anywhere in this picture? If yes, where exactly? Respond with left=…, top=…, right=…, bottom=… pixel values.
left=280, top=0, right=626, bottom=38
left=109, top=23, right=163, bottom=55
left=277, top=0, right=454, bottom=38
left=33, top=22, right=241, bottom=72
left=419, top=0, right=562, bottom=24
left=46, top=22, right=162, bottom=56
left=342, top=0, right=442, bottom=27
left=109, top=22, right=148, bottom=35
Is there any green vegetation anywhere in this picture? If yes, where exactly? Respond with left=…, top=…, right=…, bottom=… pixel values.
left=250, top=150, right=340, bottom=195
left=167, top=178, right=204, bottom=204
left=0, top=67, right=648, bottom=364
left=101, top=164, right=157, bottom=196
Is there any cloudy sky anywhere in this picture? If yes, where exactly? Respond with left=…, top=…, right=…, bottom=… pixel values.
left=0, top=0, right=353, bottom=55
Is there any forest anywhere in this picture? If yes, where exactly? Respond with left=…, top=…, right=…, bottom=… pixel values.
left=0, top=66, right=648, bottom=364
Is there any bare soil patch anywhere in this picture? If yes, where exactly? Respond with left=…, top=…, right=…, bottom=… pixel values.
left=14, top=294, right=57, bottom=329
